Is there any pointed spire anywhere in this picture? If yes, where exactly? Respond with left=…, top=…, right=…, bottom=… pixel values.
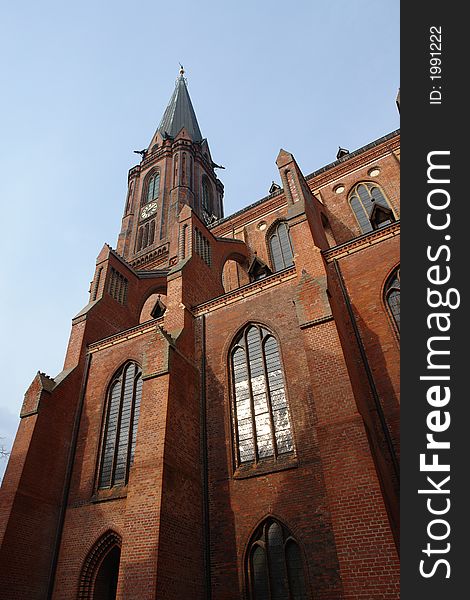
left=157, top=66, right=203, bottom=142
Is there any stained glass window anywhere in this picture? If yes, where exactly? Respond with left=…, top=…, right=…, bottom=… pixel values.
left=231, top=325, right=293, bottom=465
left=385, top=267, right=400, bottom=333
left=247, top=519, right=308, bottom=600
left=268, top=222, right=294, bottom=272
left=348, top=182, right=395, bottom=233
left=98, top=362, right=142, bottom=489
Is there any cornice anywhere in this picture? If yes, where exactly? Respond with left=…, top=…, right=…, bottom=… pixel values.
left=192, top=266, right=296, bottom=316
left=299, top=314, right=334, bottom=329
left=306, top=134, right=400, bottom=191
left=87, top=318, right=165, bottom=354
left=130, top=243, right=170, bottom=269
left=322, top=221, right=400, bottom=262
left=212, top=190, right=287, bottom=236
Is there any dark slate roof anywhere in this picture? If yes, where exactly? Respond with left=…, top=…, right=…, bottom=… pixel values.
left=157, top=72, right=203, bottom=142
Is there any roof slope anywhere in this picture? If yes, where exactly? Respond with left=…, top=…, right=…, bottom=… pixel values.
left=157, top=68, right=203, bottom=142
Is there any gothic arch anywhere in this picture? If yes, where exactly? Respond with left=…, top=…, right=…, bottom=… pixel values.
left=99, top=358, right=143, bottom=399
left=244, top=517, right=309, bottom=600
left=227, top=323, right=295, bottom=467
left=78, top=530, right=122, bottom=599
left=96, top=361, right=143, bottom=489
left=382, top=264, right=400, bottom=339
left=265, top=219, right=294, bottom=272
left=220, top=249, right=250, bottom=269
left=142, top=168, right=161, bottom=206
left=137, top=283, right=168, bottom=318
left=347, top=181, right=396, bottom=234
left=222, top=318, right=285, bottom=365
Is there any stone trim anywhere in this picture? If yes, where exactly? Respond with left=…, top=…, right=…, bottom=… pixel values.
left=305, top=132, right=400, bottom=189
left=192, top=267, right=297, bottom=316
left=87, top=318, right=164, bottom=353
left=142, top=368, right=170, bottom=380
left=322, top=222, right=400, bottom=262
left=299, top=314, right=334, bottom=329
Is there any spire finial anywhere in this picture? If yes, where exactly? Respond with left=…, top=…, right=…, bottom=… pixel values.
left=179, top=63, right=185, bottom=76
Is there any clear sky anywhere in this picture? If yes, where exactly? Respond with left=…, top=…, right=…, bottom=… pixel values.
left=0, top=0, right=399, bottom=478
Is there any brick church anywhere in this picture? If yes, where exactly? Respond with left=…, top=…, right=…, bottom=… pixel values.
left=0, top=68, right=400, bottom=599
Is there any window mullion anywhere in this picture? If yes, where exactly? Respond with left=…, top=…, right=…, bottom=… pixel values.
left=98, top=387, right=113, bottom=488
left=232, top=350, right=243, bottom=467
left=283, top=536, right=292, bottom=600
left=111, top=373, right=125, bottom=487
left=261, top=334, right=278, bottom=459
left=125, top=371, right=138, bottom=484
left=244, top=331, right=259, bottom=465
left=264, top=524, right=273, bottom=600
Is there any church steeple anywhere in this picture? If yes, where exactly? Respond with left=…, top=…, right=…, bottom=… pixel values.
left=117, top=68, right=224, bottom=268
left=155, top=66, right=203, bottom=143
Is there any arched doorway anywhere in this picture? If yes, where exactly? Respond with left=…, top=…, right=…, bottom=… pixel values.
left=93, top=545, right=120, bottom=600
left=78, top=531, right=122, bottom=600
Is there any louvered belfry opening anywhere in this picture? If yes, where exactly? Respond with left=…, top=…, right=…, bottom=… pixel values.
left=98, top=362, right=142, bottom=489
left=231, top=325, right=294, bottom=466
left=107, top=268, right=128, bottom=305
left=247, top=519, right=308, bottom=600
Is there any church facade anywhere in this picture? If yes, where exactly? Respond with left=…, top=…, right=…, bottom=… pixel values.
left=0, top=69, right=400, bottom=599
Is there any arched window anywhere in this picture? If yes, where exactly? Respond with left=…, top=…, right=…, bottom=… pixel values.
left=98, top=362, right=142, bottom=489
left=145, top=172, right=160, bottom=204
left=268, top=222, right=294, bottom=271
left=202, top=176, right=212, bottom=213
left=349, top=182, right=395, bottom=233
left=385, top=267, right=400, bottom=333
left=247, top=519, right=308, bottom=600
left=230, top=325, right=293, bottom=465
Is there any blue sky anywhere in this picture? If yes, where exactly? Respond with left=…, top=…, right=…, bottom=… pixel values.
left=0, top=0, right=399, bottom=478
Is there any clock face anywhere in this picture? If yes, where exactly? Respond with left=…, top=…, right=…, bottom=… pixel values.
left=141, top=201, right=158, bottom=220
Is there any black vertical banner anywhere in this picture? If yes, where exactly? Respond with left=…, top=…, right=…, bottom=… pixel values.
left=401, top=3, right=468, bottom=598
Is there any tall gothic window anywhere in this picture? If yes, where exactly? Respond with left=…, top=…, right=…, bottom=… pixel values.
left=247, top=519, right=308, bottom=600
left=230, top=325, right=294, bottom=465
left=348, top=182, right=395, bottom=233
left=202, top=176, right=212, bottom=213
left=385, top=267, right=400, bottom=334
left=268, top=222, right=294, bottom=272
left=145, top=172, right=160, bottom=204
left=98, top=362, right=142, bottom=489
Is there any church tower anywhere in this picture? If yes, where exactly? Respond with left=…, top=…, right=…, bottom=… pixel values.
left=118, top=66, right=224, bottom=269
left=0, top=68, right=401, bottom=600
